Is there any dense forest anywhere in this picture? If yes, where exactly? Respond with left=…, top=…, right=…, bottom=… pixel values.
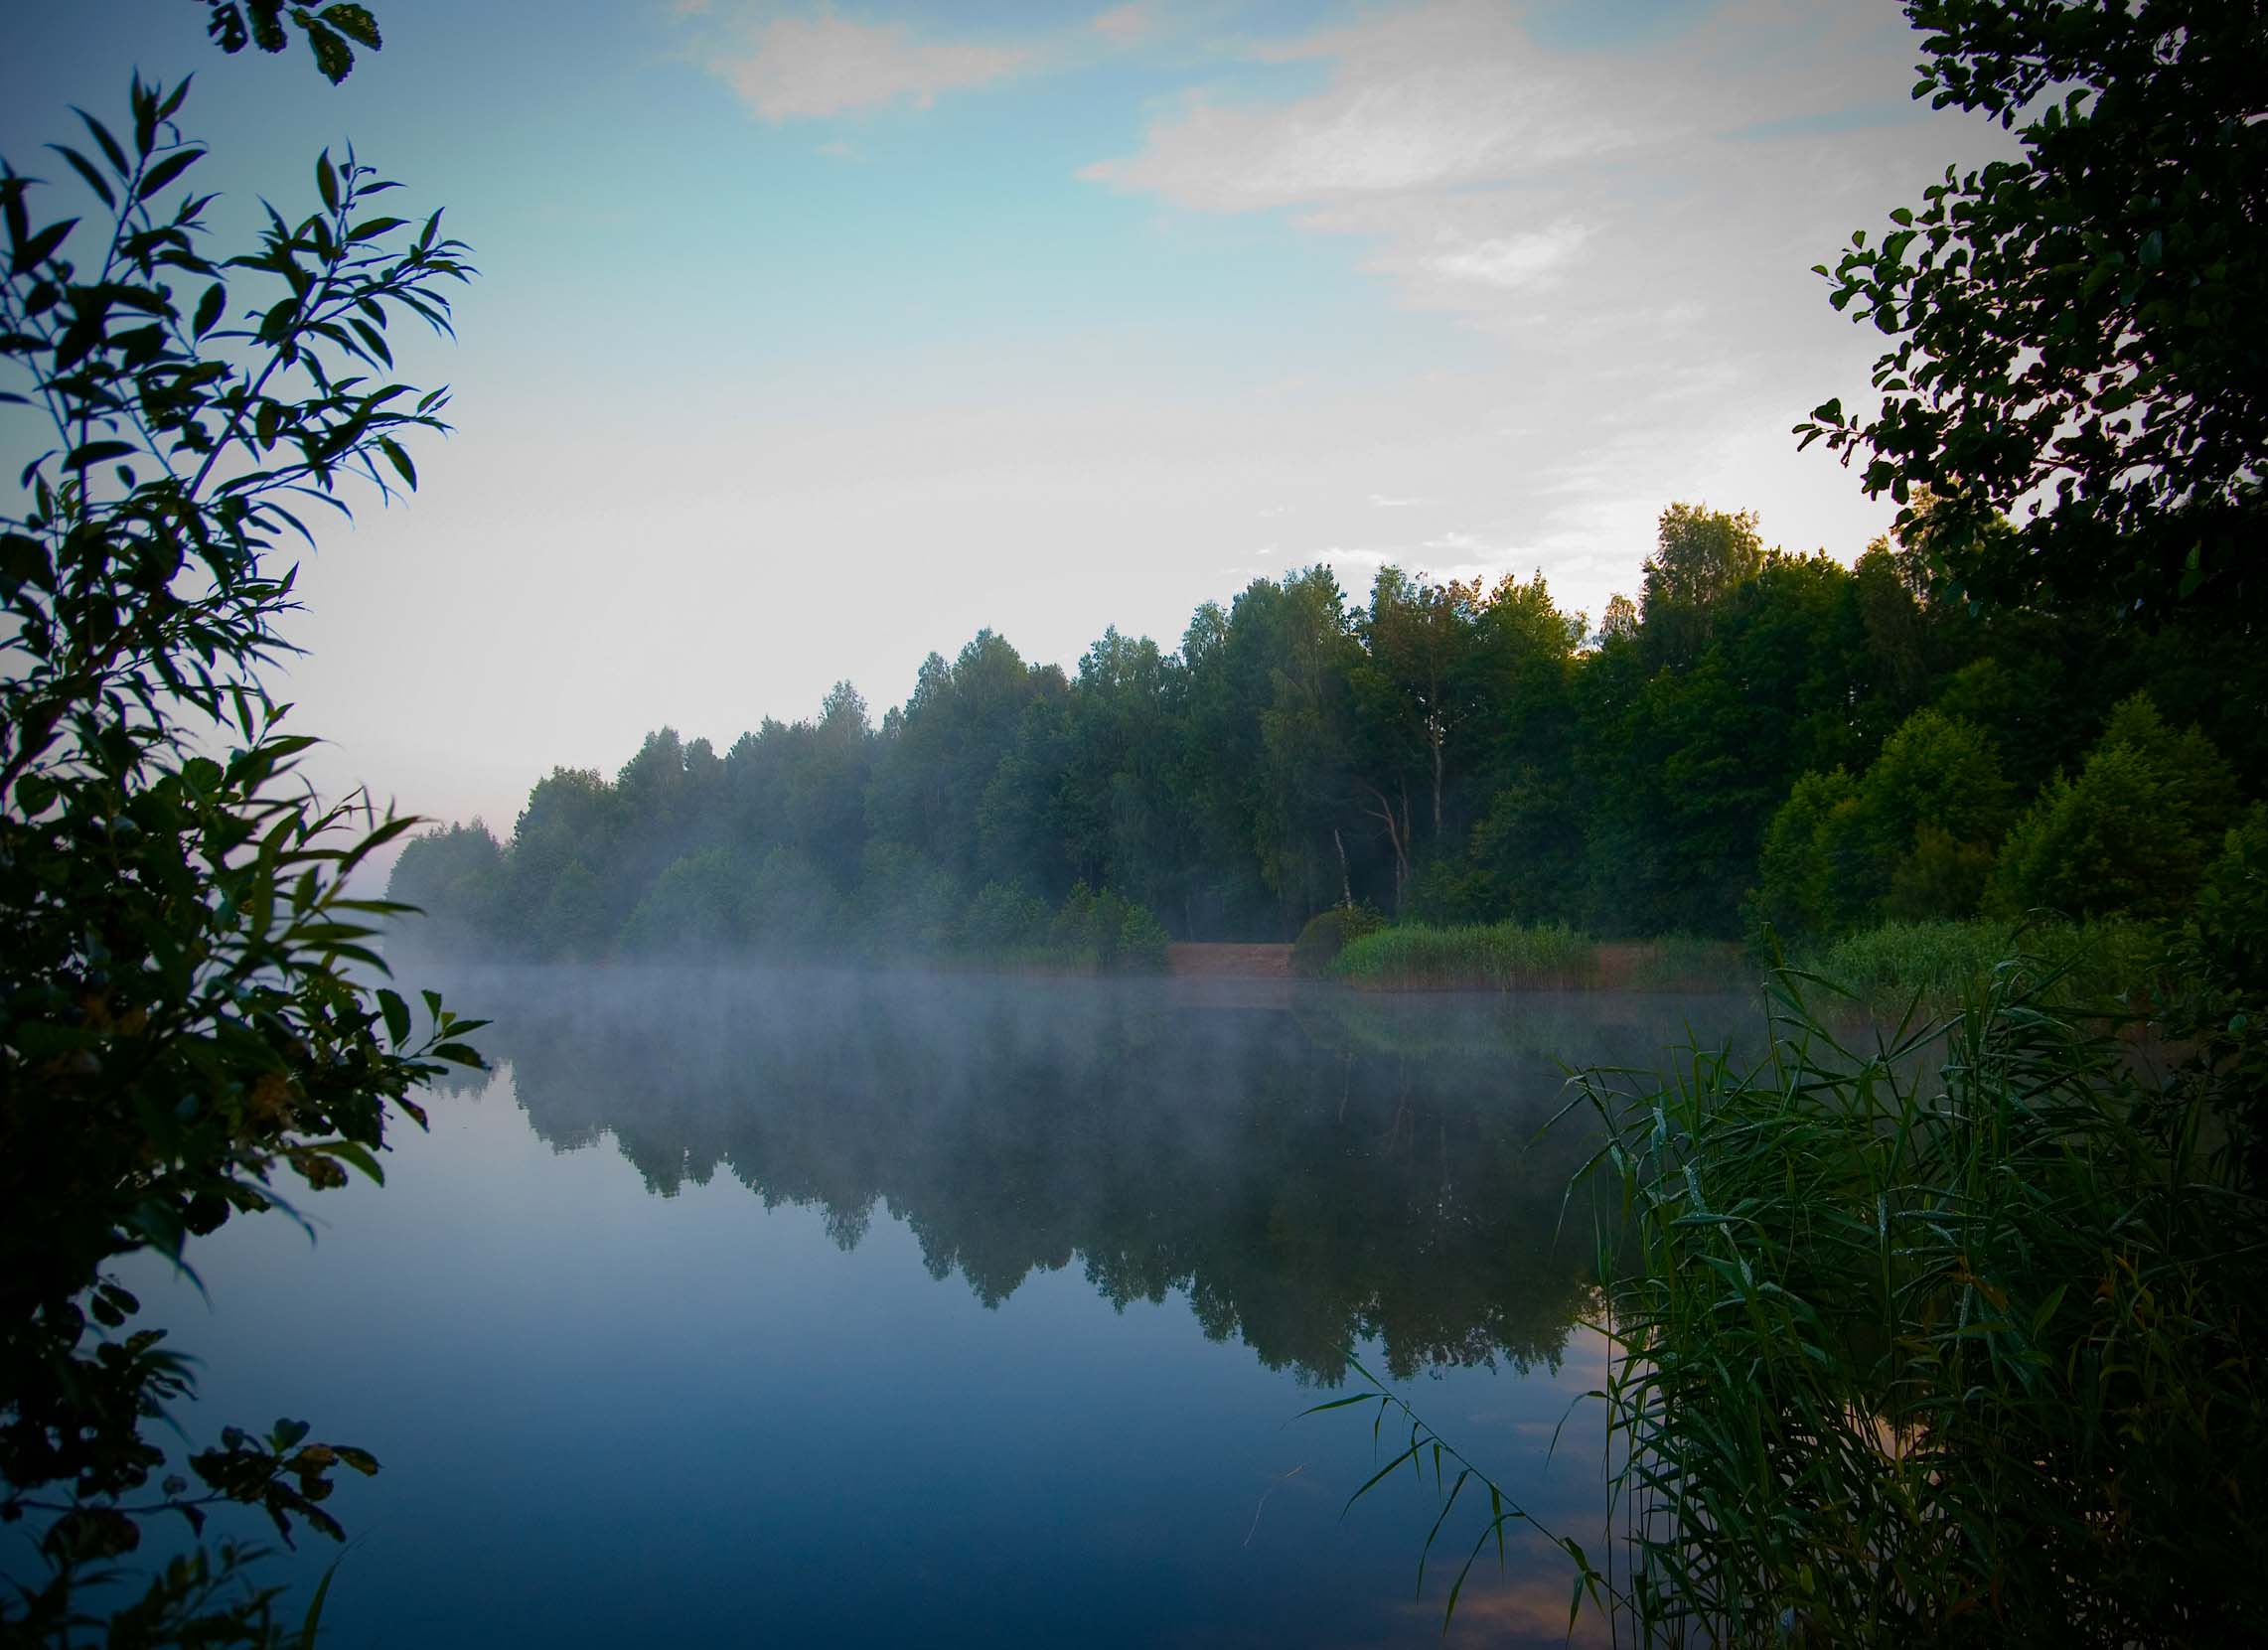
left=391, top=500, right=2264, bottom=961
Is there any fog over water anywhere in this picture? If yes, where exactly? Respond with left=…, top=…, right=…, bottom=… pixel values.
left=116, top=967, right=1756, bottom=1647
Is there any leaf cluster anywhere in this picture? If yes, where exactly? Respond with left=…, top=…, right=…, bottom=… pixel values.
left=201, top=2, right=383, bottom=84
left=1797, top=0, right=2268, bottom=621
left=1, top=76, right=478, bottom=1642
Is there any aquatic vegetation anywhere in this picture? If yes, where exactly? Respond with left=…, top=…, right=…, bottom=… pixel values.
left=1331, top=921, right=1596, bottom=990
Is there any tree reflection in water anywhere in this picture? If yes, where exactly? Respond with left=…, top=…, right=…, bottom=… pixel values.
left=433, top=966, right=1753, bottom=1385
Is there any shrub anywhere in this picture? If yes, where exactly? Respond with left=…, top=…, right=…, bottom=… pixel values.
left=1990, top=693, right=2237, bottom=922
left=960, top=881, right=1051, bottom=953
left=1290, top=905, right=1387, bottom=978
left=1114, top=901, right=1171, bottom=974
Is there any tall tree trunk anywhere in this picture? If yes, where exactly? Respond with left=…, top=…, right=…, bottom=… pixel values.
left=1356, top=780, right=1410, bottom=916
left=1431, top=732, right=1443, bottom=839
left=1333, top=827, right=1352, bottom=908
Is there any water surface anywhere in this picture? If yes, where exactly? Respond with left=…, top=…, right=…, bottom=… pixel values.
left=98, top=968, right=1755, bottom=1647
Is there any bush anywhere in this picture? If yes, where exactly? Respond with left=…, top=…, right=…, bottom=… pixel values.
left=1990, top=692, right=2236, bottom=922
left=1114, top=901, right=1171, bottom=974
left=1290, top=905, right=1387, bottom=978
left=961, top=881, right=1051, bottom=953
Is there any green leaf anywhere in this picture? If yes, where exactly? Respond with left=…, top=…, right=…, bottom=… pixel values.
left=376, top=986, right=410, bottom=1048
left=319, top=3, right=383, bottom=49
left=316, top=149, right=340, bottom=214
left=136, top=147, right=205, bottom=202
left=301, top=19, right=356, bottom=83
left=74, top=107, right=130, bottom=175
left=67, top=440, right=138, bottom=470
left=46, top=144, right=117, bottom=210
left=318, top=1139, right=385, bottom=1185
left=377, top=436, right=415, bottom=489
left=11, top=218, right=76, bottom=275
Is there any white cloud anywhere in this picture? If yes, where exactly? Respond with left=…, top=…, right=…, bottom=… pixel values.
left=708, top=11, right=1037, bottom=122
left=1092, top=4, right=1151, bottom=43
left=1425, top=220, right=1588, bottom=291
left=1367, top=492, right=1428, bottom=508
left=1081, top=2, right=1644, bottom=213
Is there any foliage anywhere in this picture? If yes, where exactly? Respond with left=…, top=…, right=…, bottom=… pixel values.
left=1797, top=916, right=2155, bottom=1016
left=2160, top=805, right=2268, bottom=1191
left=1331, top=921, right=1593, bottom=992
left=958, top=880, right=1049, bottom=954
left=1620, top=934, right=1746, bottom=993
left=1565, top=961, right=2268, bottom=1645
left=400, top=508, right=2261, bottom=957
left=1288, top=904, right=1386, bottom=979
left=1753, top=707, right=2012, bottom=939
left=201, top=1, right=384, bottom=83
left=0, top=77, right=479, bottom=1640
left=1798, top=0, right=2268, bottom=621
left=1989, top=692, right=2236, bottom=920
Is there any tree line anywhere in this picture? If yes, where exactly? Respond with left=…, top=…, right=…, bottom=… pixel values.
left=392, top=497, right=2264, bottom=959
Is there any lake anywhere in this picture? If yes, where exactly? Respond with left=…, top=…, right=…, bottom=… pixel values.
left=106, top=967, right=1757, bottom=1647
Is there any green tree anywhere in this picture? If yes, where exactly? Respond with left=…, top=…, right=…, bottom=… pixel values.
left=1639, top=504, right=1763, bottom=670
left=1800, top=0, right=2268, bottom=621
left=1992, top=691, right=2236, bottom=920
left=0, top=76, right=480, bottom=1640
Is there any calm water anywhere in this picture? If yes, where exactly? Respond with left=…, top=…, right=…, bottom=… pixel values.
left=93, top=967, right=1755, bottom=1647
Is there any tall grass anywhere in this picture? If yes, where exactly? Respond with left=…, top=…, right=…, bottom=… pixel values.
left=1332, top=948, right=2268, bottom=1644
left=1332, top=920, right=1595, bottom=990
left=1622, top=933, right=1748, bottom=992
left=1796, top=916, right=2157, bottom=1015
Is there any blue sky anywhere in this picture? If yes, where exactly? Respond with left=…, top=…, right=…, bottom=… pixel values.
left=5, top=1, right=2013, bottom=832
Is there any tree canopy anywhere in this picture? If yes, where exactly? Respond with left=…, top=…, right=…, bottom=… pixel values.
left=1800, top=0, right=2268, bottom=622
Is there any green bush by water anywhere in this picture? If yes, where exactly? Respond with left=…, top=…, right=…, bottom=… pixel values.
left=1289, top=905, right=1387, bottom=978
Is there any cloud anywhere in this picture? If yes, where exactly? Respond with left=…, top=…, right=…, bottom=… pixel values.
left=1081, top=2, right=1645, bottom=213
left=1092, top=4, right=1151, bottom=43
left=706, top=11, right=1037, bottom=121
left=1368, top=492, right=1427, bottom=508
left=1425, top=219, right=1588, bottom=291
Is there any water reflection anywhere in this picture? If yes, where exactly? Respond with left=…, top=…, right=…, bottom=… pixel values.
left=443, top=966, right=1752, bottom=1385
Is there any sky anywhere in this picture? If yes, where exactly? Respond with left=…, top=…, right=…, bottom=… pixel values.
left=4, top=0, right=2016, bottom=837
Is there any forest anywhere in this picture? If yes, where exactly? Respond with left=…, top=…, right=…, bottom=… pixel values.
left=391, top=498, right=2264, bottom=965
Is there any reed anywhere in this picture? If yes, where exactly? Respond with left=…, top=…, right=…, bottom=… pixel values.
left=1331, top=921, right=1596, bottom=990
left=1335, top=946, right=2268, bottom=1644
left=1795, top=917, right=2157, bottom=1015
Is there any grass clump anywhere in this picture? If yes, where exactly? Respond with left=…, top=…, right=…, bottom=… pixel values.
left=1332, top=920, right=1593, bottom=990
